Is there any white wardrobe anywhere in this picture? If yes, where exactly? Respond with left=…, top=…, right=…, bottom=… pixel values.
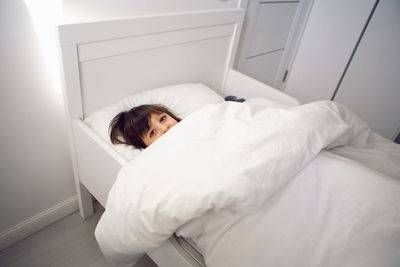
left=234, top=0, right=313, bottom=88
left=284, top=0, right=400, bottom=140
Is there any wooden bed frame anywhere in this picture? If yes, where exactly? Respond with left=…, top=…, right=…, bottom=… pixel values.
left=57, top=9, right=299, bottom=266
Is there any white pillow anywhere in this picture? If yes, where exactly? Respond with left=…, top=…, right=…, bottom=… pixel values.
left=84, top=83, right=224, bottom=161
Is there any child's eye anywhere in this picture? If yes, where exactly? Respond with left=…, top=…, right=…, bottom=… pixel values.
left=160, top=115, right=166, bottom=123
left=149, top=129, right=156, bottom=137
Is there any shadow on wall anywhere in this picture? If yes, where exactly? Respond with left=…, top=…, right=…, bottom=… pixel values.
left=0, top=0, right=74, bottom=237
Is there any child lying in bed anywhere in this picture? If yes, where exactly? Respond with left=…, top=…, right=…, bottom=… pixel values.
left=98, top=99, right=400, bottom=267
left=109, top=95, right=246, bottom=149
left=109, top=104, right=181, bottom=149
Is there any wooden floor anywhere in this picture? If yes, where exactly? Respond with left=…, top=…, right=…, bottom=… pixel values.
left=0, top=202, right=157, bottom=267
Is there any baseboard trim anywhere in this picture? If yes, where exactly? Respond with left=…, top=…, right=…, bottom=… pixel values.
left=0, top=195, right=79, bottom=251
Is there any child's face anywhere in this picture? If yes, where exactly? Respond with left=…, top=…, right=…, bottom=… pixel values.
left=141, top=112, right=178, bottom=147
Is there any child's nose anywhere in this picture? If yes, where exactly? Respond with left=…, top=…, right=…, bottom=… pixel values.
left=161, top=124, right=170, bottom=133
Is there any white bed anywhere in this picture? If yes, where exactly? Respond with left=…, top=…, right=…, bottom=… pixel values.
left=57, top=8, right=400, bottom=267
left=57, top=8, right=297, bottom=266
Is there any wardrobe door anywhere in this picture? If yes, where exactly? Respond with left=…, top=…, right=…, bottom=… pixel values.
left=284, top=0, right=376, bottom=103
left=235, top=1, right=300, bottom=86
left=334, top=0, right=400, bottom=139
left=242, top=50, right=284, bottom=85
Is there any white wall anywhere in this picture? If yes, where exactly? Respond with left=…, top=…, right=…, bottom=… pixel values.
left=0, top=0, right=76, bottom=248
left=0, top=0, right=245, bottom=250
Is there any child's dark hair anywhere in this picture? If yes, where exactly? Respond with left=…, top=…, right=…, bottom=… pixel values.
left=109, top=104, right=181, bottom=149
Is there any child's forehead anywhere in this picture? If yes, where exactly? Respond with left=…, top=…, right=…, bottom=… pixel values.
left=147, top=112, right=161, bottom=124
left=149, top=111, right=162, bottom=117
left=147, top=107, right=162, bottom=115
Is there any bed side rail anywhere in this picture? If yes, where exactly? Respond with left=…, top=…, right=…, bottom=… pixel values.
left=72, top=119, right=126, bottom=207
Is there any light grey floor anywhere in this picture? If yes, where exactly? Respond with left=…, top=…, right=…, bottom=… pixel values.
left=0, top=202, right=157, bottom=267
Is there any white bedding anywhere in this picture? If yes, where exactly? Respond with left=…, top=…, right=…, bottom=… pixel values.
left=95, top=99, right=400, bottom=266
left=180, top=151, right=400, bottom=267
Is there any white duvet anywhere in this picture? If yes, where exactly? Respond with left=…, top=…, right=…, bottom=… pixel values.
left=95, top=99, right=400, bottom=266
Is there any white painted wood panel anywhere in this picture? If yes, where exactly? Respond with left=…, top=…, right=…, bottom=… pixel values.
left=80, top=36, right=232, bottom=116
left=72, top=120, right=125, bottom=206
left=274, top=0, right=314, bottom=89
left=62, top=0, right=243, bottom=24
left=58, top=9, right=244, bottom=46
left=78, top=24, right=234, bottom=62
left=247, top=2, right=298, bottom=57
left=334, top=0, right=400, bottom=139
left=242, top=50, right=284, bottom=85
left=260, top=0, right=298, bottom=2
left=284, top=0, right=376, bottom=103
left=60, top=45, right=84, bottom=119
left=59, top=45, right=94, bottom=219
left=235, top=0, right=313, bottom=89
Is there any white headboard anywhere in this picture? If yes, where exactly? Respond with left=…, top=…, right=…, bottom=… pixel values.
left=58, top=9, right=245, bottom=118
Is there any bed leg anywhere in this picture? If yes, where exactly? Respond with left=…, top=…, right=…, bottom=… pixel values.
left=76, top=182, right=94, bottom=219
